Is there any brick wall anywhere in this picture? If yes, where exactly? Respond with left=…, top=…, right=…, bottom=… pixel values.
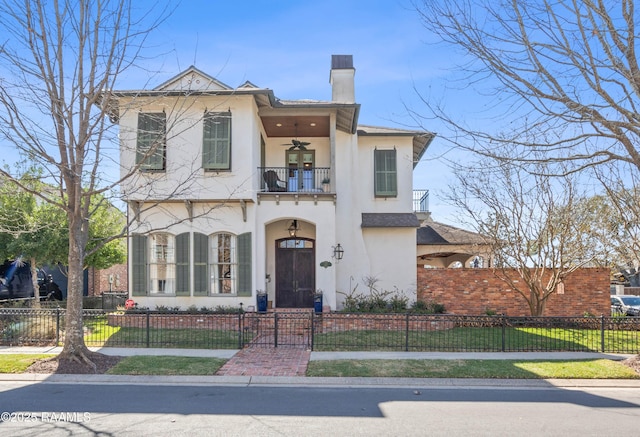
left=106, top=312, right=455, bottom=333
left=88, top=264, right=128, bottom=296
left=417, top=267, right=610, bottom=317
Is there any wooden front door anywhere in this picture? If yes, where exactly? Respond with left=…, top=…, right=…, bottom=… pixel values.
left=275, top=238, right=315, bottom=308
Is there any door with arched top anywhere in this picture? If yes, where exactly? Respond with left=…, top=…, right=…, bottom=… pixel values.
left=275, top=238, right=315, bottom=308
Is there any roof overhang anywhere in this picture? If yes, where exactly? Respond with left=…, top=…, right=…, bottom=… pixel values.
left=357, top=126, right=436, bottom=168
left=101, top=88, right=360, bottom=136
left=361, top=213, right=421, bottom=228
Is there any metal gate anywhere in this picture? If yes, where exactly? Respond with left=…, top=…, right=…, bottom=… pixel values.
left=242, top=311, right=313, bottom=348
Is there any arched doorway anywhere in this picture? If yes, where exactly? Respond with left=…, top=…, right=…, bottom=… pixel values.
left=275, top=238, right=315, bottom=308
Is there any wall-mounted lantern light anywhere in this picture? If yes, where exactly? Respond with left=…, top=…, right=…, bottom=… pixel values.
left=288, top=220, right=299, bottom=237
left=333, top=243, right=344, bottom=260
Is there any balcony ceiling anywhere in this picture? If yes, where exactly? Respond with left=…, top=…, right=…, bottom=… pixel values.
left=261, top=116, right=330, bottom=138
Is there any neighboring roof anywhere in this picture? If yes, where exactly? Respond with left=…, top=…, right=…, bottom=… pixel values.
left=357, top=125, right=436, bottom=168
left=361, top=213, right=421, bottom=228
left=417, top=221, right=488, bottom=245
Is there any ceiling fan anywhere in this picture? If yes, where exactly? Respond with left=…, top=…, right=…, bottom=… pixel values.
left=281, top=139, right=310, bottom=150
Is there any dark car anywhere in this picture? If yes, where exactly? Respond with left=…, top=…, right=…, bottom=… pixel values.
left=611, top=295, right=640, bottom=316
left=0, top=260, right=62, bottom=301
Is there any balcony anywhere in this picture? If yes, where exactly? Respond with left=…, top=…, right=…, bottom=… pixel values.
left=258, top=167, right=332, bottom=193
left=257, top=167, right=334, bottom=205
left=413, top=189, right=430, bottom=221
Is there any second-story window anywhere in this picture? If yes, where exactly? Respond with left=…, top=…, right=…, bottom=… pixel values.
left=136, top=112, right=166, bottom=171
left=203, top=111, right=231, bottom=170
left=374, top=148, right=397, bottom=197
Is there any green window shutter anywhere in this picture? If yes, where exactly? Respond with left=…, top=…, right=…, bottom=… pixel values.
left=131, top=234, right=148, bottom=296
left=193, top=232, right=209, bottom=296
left=237, top=232, right=251, bottom=296
left=175, top=233, right=190, bottom=296
left=137, top=112, right=166, bottom=171
left=374, top=149, right=397, bottom=197
left=202, top=111, right=231, bottom=170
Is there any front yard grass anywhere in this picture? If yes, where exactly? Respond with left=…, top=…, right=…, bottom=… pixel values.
left=0, top=354, right=54, bottom=373
left=312, top=326, right=640, bottom=353
left=1, top=354, right=638, bottom=379
left=83, top=317, right=241, bottom=349
left=305, top=359, right=640, bottom=379
left=107, top=355, right=227, bottom=376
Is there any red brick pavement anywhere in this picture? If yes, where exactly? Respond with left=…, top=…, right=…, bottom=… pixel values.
left=215, top=346, right=311, bottom=377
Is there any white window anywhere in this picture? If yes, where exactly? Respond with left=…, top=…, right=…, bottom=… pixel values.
left=149, top=233, right=175, bottom=294
left=210, top=233, right=236, bottom=294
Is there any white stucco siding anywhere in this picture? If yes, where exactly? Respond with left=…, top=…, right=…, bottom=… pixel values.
left=356, top=135, right=414, bottom=213
left=333, top=128, right=372, bottom=305
left=118, top=95, right=260, bottom=202
left=361, top=227, right=417, bottom=299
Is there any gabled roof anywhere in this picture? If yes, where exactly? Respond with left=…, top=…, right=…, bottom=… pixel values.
left=357, top=125, right=436, bottom=168
left=155, top=66, right=233, bottom=91
left=417, top=221, right=488, bottom=245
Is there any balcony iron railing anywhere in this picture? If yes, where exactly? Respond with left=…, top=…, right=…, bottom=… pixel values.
left=413, top=189, right=429, bottom=213
left=259, top=167, right=331, bottom=193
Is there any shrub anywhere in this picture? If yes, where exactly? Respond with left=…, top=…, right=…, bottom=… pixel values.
left=338, top=284, right=442, bottom=314
left=410, top=299, right=446, bottom=314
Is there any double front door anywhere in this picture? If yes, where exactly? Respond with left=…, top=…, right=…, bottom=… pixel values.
left=275, top=238, right=315, bottom=308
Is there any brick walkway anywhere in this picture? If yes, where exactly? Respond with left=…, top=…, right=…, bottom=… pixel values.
left=215, top=346, right=311, bottom=377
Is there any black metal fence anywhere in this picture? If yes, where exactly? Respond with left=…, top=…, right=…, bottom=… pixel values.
left=101, top=293, right=129, bottom=310
left=1, top=309, right=639, bottom=353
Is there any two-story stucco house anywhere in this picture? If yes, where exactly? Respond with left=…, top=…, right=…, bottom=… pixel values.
left=108, top=55, right=434, bottom=311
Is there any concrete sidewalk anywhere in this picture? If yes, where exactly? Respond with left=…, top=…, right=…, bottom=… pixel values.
left=0, top=346, right=634, bottom=362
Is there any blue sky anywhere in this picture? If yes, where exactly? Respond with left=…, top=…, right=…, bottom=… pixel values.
left=121, top=0, right=462, bottom=224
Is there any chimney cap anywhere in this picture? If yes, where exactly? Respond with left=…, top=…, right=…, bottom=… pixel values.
left=331, top=55, right=353, bottom=70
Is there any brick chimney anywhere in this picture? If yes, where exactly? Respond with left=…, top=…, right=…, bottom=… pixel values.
left=330, top=55, right=355, bottom=103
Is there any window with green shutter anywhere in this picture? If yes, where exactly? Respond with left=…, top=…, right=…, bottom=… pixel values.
left=131, top=234, right=148, bottom=296
left=209, top=232, right=236, bottom=294
left=194, top=232, right=208, bottom=296
left=175, top=233, right=190, bottom=296
left=237, top=232, right=252, bottom=296
left=149, top=233, right=176, bottom=294
left=202, top=111, right=231, bottom=170
left=374, top=148, right=397, bottom=197
left=136, top=112, right=166, bottom=171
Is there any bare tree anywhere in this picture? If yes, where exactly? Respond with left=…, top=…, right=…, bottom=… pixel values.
left=0, top=0, right=173, bottom=367
left=414, top=0, right=640, bottom=174
left=447, top=158, right=601, bottom=316
left=587, top=164, right=640, bottom=284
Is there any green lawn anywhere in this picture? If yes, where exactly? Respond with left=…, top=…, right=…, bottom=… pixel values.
left=312, top=326, right=640, bottom=353
left=306, top=359, right=640, bottom=379
left=83, top=317, right=242, bottom=349
left=107, top=355, right=227, bottom=375
left=0, top=354, right=54, bottom=373
left=0, top=353, right=638, bottom=379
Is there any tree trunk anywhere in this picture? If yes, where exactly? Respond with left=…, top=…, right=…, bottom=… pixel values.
left=59, top=216, right=95, bottom=367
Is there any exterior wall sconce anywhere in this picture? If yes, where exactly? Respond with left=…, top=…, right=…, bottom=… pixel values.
left=288, top=220, right=299, bottom=237
left=333, top=243, right=344, bottom=260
